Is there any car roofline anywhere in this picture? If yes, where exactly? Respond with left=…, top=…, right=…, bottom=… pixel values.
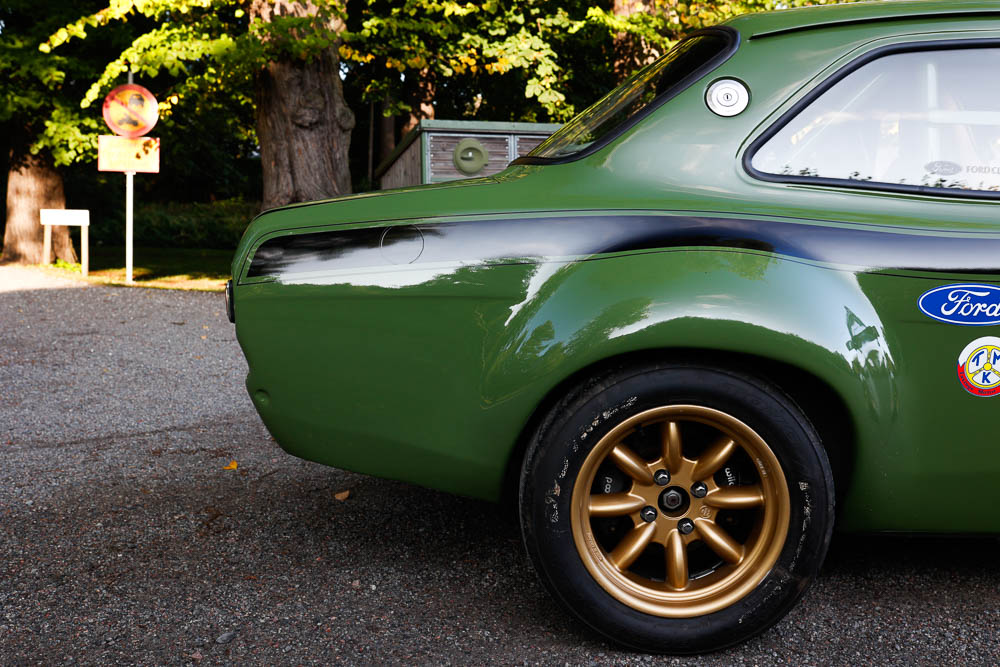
left=725, top=1, right=1000, bottom=41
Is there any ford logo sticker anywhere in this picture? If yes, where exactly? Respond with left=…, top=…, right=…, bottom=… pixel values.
left=918, top=284, right=1000, bottom=325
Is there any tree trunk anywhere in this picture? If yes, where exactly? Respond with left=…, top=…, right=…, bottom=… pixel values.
left=402, top=70, right=436, bottom=135
left=251, top=1, right=355, bottom=210
left=0, top=135, right=8, bottom=242
left=1, top=153, right=76, bottom=265
left=612, top=0, right=658, bottom=80
left=378, top=104, right=396, bottom=164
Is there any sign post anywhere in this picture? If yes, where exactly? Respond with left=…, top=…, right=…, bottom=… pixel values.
left=97, top=76, right=159, bottom=284
left=125, top=171, right=134, bottom=282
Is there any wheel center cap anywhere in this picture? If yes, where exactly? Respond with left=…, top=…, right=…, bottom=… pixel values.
left=658, top=486, right=690, bottom=516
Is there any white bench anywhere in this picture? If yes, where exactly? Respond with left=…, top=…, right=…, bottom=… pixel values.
left=40, top=209, right=90, bottom=276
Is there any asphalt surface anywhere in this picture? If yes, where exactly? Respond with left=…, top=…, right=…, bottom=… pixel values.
left=1, top=265, right=998, bottom=665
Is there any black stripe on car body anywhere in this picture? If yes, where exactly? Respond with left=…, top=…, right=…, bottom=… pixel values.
left=244, top=214, right=1000, bottom=282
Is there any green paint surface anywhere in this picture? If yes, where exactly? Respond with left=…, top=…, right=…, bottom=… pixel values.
left=233, top=5, right=1000, bottom=534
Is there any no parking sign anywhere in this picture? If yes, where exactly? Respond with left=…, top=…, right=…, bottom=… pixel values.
left=102, top=84, right=158, bottom=138
left=98, top=82, right=161, bottom=284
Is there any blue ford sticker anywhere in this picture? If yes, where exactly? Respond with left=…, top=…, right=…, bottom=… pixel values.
left=918, top=284, right=1000, bottom=325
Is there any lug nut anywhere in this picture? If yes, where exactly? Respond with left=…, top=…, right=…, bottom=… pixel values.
left=662, top=489, right=683, bottom=510
left=653, top=469, right=670, bottom=486
left=678, top=519, right=695, bottom=535
left=691, top=482, right=708, bottom=498
left=640, top=506, right=658, bottom=523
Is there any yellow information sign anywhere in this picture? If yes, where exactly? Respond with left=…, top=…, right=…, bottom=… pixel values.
left=97, top=135, right=160, bottom=173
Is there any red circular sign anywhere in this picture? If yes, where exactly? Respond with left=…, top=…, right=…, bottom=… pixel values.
left=102, top=84, right=159, bottom=138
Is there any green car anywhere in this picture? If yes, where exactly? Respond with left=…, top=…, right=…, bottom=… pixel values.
left=228, top=1, right=1000, bottom=653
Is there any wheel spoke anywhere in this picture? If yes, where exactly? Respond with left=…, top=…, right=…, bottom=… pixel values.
left=704, top=485, right=765, bottom=510
left=609, top=521, right=656, bottom=571
left=665, top=529, right=688, bottom=589
left=691, top=436, right=736, bottom=481
left=661, top=421, right=683, bottom=474
left=695, top=519, right=744, bottom=564
left=609, top=444, right=654, bottom=485
left=589, top=493, right=646, bottom=517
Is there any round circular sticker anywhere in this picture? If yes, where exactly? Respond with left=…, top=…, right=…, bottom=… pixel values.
left=957, top=336, right=1000, bottom=397
left=102, top=84, right=158, bottom=138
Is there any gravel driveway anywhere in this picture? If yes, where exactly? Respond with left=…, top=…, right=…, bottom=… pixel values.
left=2, top=264, right=998, bottom=665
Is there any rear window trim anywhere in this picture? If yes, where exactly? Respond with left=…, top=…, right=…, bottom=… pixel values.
left=743, top=37, right=1000, bottom=201
left=511, top=26, right=740, bottom=167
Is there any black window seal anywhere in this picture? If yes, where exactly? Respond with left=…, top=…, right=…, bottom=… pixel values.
left=743, top=38, right=1000, bottom=202
left=511, top=26, right=740, bottom=167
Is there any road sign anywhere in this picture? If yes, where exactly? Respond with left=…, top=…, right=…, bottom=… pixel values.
left=97, top=135, right=160, bottom=173
left=102, top=84, right=159, bottom=138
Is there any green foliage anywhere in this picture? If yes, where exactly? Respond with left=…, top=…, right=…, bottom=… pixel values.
left=43, top=0, right=592, bottom=128
left=53, top=258, right=82, bottom=272
left=0, top=36, right=65, bottom=123
left=343, top=0, right=861, bottom=131
left=36, top=0, right=258, bottom=167
left=87, top=197, right=259, bottom=248
left=344, top=1, right=585, bottom=120
left=29, top=0, right=864, bottom=195
left=133, top=198, right=258, bottom=248
left=41, top=107, right=103, bottom=166
left=585, top=0, right=857, bottom=55
left=0, top=0, right=130, bottom=164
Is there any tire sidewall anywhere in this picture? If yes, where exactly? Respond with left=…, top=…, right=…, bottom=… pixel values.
left=520, top=364, right=835, bottom=654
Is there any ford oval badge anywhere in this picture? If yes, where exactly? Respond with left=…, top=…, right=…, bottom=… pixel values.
left=918, top=284, right=1000, bottom=325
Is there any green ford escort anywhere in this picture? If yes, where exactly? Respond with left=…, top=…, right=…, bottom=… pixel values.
left=228, top=0, right=1000, bottom=653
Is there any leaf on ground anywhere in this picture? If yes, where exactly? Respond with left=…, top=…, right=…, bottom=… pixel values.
left=223, top=460, right=238, bottom=470
left=334, top=489, right=350, bottom=501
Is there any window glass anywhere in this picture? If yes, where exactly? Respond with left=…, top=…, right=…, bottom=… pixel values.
left=528, top=33, right=732, bottom=160
left=751, top=48, right=1000, bottom=193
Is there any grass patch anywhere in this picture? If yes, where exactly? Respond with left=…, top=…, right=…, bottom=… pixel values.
left=52, top=246, right=233, bottom=291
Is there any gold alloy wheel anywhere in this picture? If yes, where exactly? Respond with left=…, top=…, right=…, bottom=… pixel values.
left=571, top=405, right=791, bottom=618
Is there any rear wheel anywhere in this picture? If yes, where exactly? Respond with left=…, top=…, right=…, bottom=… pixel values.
left=519, top=363, right=834, bottom=653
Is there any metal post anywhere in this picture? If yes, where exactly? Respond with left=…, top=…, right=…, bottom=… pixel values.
left=125, top=171, right=134, bottom=284
left=42, top=224, right=52, bottom=265
left=126, top=67, right=135, bottom=284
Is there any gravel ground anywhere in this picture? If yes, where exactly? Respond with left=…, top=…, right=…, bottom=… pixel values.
left=1, top=264, right=998, bottom=665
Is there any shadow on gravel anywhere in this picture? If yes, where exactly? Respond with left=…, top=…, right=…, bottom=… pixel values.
left=7, top=446, right=999, bottom=664
left=825, top=531, right=999, bottom=575
left=5, top=270, right=998, bottom=662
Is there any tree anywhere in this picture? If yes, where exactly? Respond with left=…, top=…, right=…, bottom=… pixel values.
left=338, top=0, right=591, bottom=185
left=595, top=0, right=854, bottom=71
left=39, top=0, right=854, bottom=213
left=342, top=1, right=584, bottom=124
left=0, top=0, right=114, bottom=263
left=43, top=0, right=355, bottom=210
left=46, top=1, right=591, bottom=201
left=251, top=1, right=354, bottom=207
left=339, top=0, right=841, bottom=175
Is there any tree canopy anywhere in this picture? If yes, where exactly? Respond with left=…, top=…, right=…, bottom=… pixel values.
left=0, top=0, right=853, bottom=240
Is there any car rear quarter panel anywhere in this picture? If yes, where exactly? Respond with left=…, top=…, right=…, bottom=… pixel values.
left=235, top=214, right=896, bottom=510
left=234, top=18, right=1000, bottom=533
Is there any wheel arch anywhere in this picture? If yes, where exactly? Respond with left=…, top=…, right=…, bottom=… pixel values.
left=501, top=347, right=855, bottom=511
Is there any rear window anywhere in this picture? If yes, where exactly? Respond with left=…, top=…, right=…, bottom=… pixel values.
left=526, top=31, right=736, bottom=161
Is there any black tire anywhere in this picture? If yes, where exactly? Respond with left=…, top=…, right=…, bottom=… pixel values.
left=518, top=362, right=835, bottom=654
